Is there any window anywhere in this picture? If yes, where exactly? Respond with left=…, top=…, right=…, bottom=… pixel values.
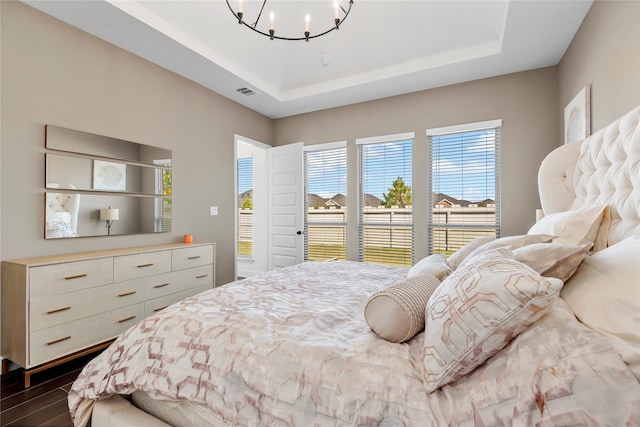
left=427, top=120, right=501, bottom=255
left=357, top=133, right=414, bottom=266
left=304, top=142, right=347, bottom=261
left=154, top=160, right=172, bottom=232
left=237, top=156, right=253, bottom=257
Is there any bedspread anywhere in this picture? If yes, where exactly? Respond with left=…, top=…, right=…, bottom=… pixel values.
left=69, top=261, right=639, bottom=426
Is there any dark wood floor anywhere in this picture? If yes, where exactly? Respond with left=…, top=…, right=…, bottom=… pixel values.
left=1, top=353, right=97, bottom=427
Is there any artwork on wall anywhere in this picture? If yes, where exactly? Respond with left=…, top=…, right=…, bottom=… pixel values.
left=564, top=85, right=591, bottom=144
left=93, top=160, right=126, bottom=191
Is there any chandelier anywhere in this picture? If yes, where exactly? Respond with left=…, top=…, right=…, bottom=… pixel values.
left=225, top=0, right=354, bottom=42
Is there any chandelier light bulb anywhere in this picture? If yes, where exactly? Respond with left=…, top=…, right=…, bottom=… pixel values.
left=225, top=0, right=354, bottom=42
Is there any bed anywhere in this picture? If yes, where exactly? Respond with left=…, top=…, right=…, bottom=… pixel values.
left=69, top=105, right=640, bottom=426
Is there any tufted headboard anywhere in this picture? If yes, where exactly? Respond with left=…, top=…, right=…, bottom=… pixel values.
left=538, top=105, right=640, bottom=247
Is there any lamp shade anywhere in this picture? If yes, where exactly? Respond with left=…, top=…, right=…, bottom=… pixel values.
left=100, top=208, right=119, bottom=221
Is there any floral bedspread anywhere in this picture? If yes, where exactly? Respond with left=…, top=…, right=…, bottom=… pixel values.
left=69, top=261, right=639, bottom=426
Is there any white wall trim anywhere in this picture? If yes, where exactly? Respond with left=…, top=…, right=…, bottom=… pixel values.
left=426, top=119, right=503, bottom=136
left=356, top=132, right=415, bottom=145
left=303, top=140, right=346, bottom=151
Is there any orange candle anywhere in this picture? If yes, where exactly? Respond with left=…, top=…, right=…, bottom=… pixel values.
left=183, top=234, right=193, bottom=243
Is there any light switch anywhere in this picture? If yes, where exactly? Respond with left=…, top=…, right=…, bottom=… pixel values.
left=210, top=206, right=218, bottom=216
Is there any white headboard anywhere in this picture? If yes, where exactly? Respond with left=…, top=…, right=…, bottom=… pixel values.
left=538, top=105, right=640, bottom=246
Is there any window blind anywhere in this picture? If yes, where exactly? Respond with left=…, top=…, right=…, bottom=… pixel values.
left=237, top=157, right=253, bottom=257
left=304, top=143, right=347, bottom=261
left=357, top=134, right=414, bottom=266
left=427, top=121, right=501, bottom=256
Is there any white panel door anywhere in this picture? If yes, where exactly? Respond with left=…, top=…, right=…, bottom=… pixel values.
left=268, top=143, right=304, bottom=270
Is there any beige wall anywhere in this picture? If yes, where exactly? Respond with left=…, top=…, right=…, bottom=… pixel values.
left=0, top=2, right=273, bottom=287
left=558, top=0, right=640, bottom=139
left=275, top=67, right=560, bottom=261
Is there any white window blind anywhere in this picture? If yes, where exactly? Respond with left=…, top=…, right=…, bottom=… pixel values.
left=427, top=120, right=501, bottom=255
left=237, top=156, right=253, bottom=257
left=357, top=133, right=414, bottom=266
left=304, top=142, right=347, bottom=261
left=154, top=160, right=172, bottom=232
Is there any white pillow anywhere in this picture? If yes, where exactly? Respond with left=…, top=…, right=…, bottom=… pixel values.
left=513, top=242, right=592, bottom=283
left=423, top=247, right=563, bottom=392
left=457, top=234, right=555, bottom=270
left=528, top=205, right=609, bottom=252
left=561, top=235, right=640, bottom=380
left=45, top=211, right=76, bottom=237
left=46, top=211, right=71, bottom=228
left=408, top=253, right=452, bottom=281
left=446, top=235, right=495, bottom=270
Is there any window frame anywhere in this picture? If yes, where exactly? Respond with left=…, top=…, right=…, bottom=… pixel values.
left=426, top=119, right=502, bottom=255
left=303, top=141, right=348, bottom=262
left=356, top=132, right=415, bottom=266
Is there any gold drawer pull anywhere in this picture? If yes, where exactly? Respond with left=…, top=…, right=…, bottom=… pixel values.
left=154, top=306, right=168, bottom=312
left=46, top=306, right=71, bottom=315
left=137, top=263, right=154, bottom=268
left=118, top=315, right=136, bottom=323
left=188, top=256, right=201, bottom=260
left=196, top=274, right=208, bottom=279
left=118, top=291, right=136, bottom=297
left=154, top=283, right=169, bottom=289
left=47, top=336, right=71, bottom=346
left=64, top=273, right=87, bottom=280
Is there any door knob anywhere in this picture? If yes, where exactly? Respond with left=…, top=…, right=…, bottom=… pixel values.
left=296, top=231, right=302, bottom=235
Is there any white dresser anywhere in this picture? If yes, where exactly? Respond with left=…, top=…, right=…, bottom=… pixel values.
left=1, top=242, right=215, bottom=386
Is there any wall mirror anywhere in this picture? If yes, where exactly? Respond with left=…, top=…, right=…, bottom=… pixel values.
left=44, top=125, right=172, bottom=239
left=46, top=125, right=172, bottom=166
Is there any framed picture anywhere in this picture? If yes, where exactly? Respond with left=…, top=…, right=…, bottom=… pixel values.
left=564, top=86, right=591, bottom=144
left=93, top=160, right=126, bottom=191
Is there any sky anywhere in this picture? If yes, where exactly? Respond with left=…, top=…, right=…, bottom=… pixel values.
left=238, top=130, right=496, bottom=202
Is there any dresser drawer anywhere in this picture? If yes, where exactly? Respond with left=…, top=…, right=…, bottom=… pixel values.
left=29, top=303, right=144, bottom=366
left=172, top=245, right=213, bottom=271
left=114, top=250, right=171, bottom=282
left=29, top=258, right=113, bottom=298
left=144, top=285, right=210, bottom=317
left=29, top=277, right=157, bottom=332
left=146, top=265, right=213, bottom=300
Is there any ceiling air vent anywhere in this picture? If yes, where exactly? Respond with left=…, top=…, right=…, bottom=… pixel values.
left=236, top=87, right=257, bottom=96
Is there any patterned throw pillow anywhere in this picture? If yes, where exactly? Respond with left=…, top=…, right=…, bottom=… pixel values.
left=365, top=273, right=442, bottom=343
left=423, top=247, right=563, bottom=392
